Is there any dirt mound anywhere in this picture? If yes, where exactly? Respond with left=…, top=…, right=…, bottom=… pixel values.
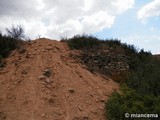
left=0, top=38, right=119, bottom=120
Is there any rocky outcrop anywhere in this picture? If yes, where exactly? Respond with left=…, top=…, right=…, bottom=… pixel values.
left=71, top=49, right=129, bottom=76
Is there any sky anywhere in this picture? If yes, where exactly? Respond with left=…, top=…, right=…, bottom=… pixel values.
left=0, top=0, right=160, bottom=54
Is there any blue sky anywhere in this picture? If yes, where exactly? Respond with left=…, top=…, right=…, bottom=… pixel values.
left=0, top=0, right=159, bottom=54
left=94, top=0, right=160, bottom=54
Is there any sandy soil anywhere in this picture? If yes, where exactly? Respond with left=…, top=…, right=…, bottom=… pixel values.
left=0, top=38, right=119, bottom=120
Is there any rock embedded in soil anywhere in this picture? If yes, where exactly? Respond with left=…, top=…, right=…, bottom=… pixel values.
left=45, top=46, right=53, bottom=50
left=68, top=89, right=75, bottom=94
left=45, top=78, right=53, bottom=83
left=38, top=75, right=46, bottom=80
left=43, top=69, right=52, bottom=77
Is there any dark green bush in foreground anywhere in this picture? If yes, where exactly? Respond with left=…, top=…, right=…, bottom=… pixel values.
left=106, top=84, right=160, bottom=120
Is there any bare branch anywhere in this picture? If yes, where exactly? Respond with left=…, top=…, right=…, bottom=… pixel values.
left=6, top=24, right=25, bottom=40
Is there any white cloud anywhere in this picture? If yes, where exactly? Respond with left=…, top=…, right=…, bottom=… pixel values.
left=0, top=0, right=134, bottom=39
left=81, top=11, right=115, bottom=33
left=121, top=35, right=160, bottom=54
left=111, top=0, right=135, bottom=14
left=138, top=0, right=160, bottom=21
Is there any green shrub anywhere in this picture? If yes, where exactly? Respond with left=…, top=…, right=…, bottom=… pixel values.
left=106, top=53, right=160, bottom=119
left=0, top=54, right=3, bottom=60
left=126, top=58, right=160, bottom=96
left=106, top=84, right=160, bottom=120
left=64, top=34, right=139, bottom=55
left=63, top=34, right=100, bottom=49
left=0, top=31, right=25, bottom=67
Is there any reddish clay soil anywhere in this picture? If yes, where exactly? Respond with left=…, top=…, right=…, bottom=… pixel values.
left=0, top=38, right=119, bottom=120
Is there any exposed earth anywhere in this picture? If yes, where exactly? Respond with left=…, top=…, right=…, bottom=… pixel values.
left=0, top=38, right=119, bottom=120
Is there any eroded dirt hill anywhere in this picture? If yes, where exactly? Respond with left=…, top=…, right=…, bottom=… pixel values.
left=0, top=38, right=118, bottom=120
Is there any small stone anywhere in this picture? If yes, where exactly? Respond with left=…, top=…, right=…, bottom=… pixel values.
left=45, top=84, right=52, bottom=88
left=22, top=69, right=28, bottom=75
left=22, top=75, right=26, bottom=77
left=48, top=98, right=55, bottom=103
left=100, top=98, right=106, bottom=103
left=38, top=75, right=46, bottom=80
left=96, top=99, right=99, bottom=102
left=14, top=79, right=21, bottom=85
left=90, top=93, right=94, bottom=97
left=41, top=113, right=46, bottom=117
left=45, top=78, right=53, bottom=83
left=41, top=81, right=45, bottom=84
left=99, top=106, right=104, bottom=110
left=45, top=46, right=53, bottom=50
left=41, top=50, right=46, bottom=52
left=53, top=111, right=63, bottom=117
left=78, top=106, right=82, bottom=111
left=68, top=89, right=75, bottom=94
left=29, top=55, right=34, bottom=58
left=43, top=69, right=52, bottom=77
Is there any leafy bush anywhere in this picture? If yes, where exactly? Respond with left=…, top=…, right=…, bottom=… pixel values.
left=63, top=35, right=139, bottom=55
left=0, top=35, right=19, bottom=57
left=0, top=54, right=3, bottom=60
left=106, top=49, right=160, bottom=120
left=0, top=27, right=25, bottom=67
left=126, top=59, right=160, bottom=96
left=62, top=34, right=100, bottom=49
left=106, top=84, right=160, bottom=120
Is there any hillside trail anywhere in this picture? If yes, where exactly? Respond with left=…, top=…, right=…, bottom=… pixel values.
left=0, top=38, right=119, bottom=120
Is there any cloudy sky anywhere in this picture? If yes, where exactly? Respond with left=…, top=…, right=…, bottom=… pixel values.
left=0, top=0, right=160, bottom=54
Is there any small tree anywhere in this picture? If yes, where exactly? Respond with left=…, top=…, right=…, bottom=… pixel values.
left=6, top=24, right=25, bottom=40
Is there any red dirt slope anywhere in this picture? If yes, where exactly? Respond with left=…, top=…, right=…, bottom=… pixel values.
left=0, top=38, right=119, bottom=120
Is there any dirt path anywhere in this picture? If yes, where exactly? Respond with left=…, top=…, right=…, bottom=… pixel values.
left=0, top=38, right=119, bottom=120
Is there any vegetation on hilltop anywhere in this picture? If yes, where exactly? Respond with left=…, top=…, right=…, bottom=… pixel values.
left=0, top=25, right=25, bottom=67
left=62, top=34, right=138, bottom=55
left=62, top=35, right=160, bottom=120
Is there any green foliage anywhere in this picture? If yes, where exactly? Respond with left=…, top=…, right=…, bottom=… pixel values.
left=0, top=31, right=25, bottom=67
left=0, top=35, right=17, bottom=57
left=62, top=34, right=100, bottom=49
left=63, top=35, right=139, bottom=55
left=106, top=50, right=160, bottom=120
left=126, top=60, right=160, bottom=96
left=106, top=84, right=160, bottom=120
left=0, top=54, right=3, bottom=60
